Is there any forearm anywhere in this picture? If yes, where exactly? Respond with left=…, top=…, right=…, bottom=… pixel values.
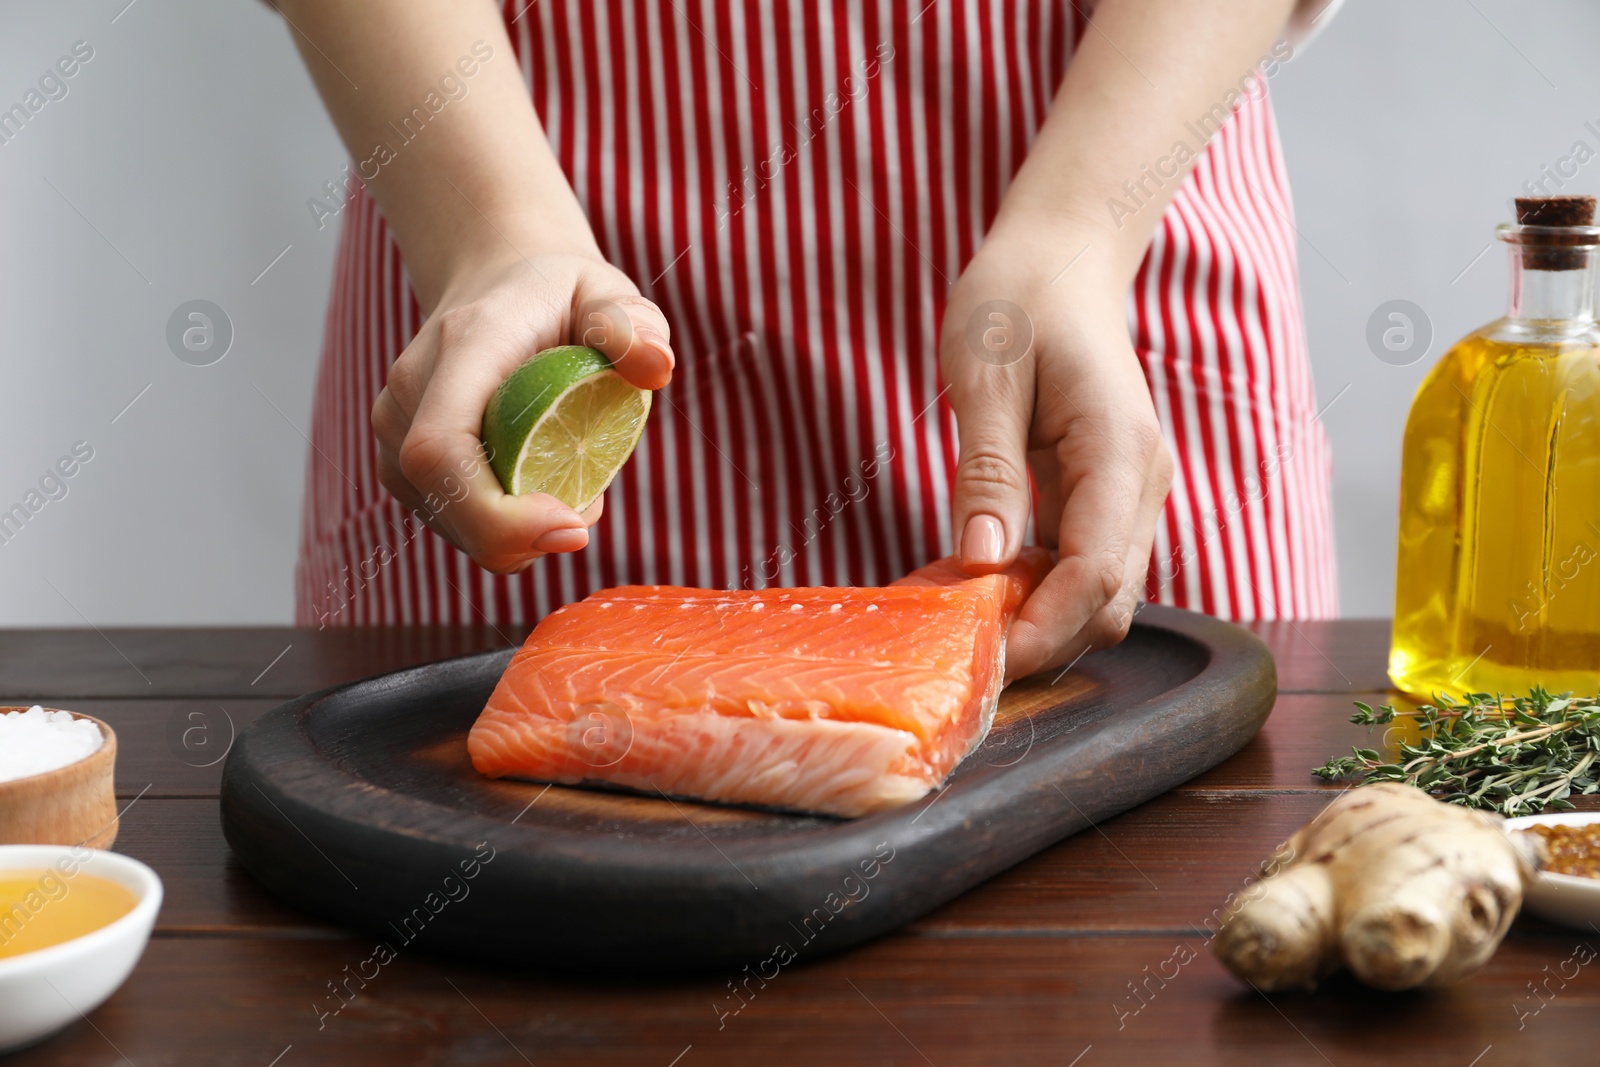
left=273, top=0, right=596, bottom=311
left=989, top=0, right=1298, bottom=293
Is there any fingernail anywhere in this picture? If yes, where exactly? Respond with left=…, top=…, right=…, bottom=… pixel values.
left=534, top=527, right=588, bottom=553
left=961, top=514, right=1005, bottom=568
left=635, top=326, right=674, bottom=367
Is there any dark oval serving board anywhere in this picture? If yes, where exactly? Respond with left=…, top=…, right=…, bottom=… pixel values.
left=220, top=605, right=1274, bottom=972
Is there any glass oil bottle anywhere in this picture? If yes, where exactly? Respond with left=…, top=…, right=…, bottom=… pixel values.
left=1391, top=196, right=1600, bottom=697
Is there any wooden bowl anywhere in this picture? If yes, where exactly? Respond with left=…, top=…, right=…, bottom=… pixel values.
left=0, top=709, right=118, bottom=848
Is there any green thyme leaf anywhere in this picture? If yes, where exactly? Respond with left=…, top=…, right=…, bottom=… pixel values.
left=1312, top=690, right=1600, bottom=817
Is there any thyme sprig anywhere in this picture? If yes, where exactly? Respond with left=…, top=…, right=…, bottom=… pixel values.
left=1313, top=688, right=1600, bottom=817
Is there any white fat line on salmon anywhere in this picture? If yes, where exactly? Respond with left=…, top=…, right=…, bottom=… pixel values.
left=311, top=841, right=496, bottom=1030
left=713, top=841, right=896, bottom=1030
left=864, top=595, right=965, bottom=693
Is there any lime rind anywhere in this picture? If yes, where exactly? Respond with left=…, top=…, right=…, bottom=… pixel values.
left=481, top=345, right=651, bottom=512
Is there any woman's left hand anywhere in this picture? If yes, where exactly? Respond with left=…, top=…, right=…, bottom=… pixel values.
left=941, top=228, right=1174, bottom=681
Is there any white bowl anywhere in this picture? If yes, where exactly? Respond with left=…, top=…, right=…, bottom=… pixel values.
left=0, top=845, right=162, bottom=1053
left=1505, top=812, right=1600, bottom=931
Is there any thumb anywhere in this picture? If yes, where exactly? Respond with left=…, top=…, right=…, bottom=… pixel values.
left=569, top=288, right=675, bottom=391
left=946, top=361, right=1035, bottom=576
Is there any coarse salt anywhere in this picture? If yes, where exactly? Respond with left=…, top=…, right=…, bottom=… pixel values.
left=0, top=706, right=103, bottom=784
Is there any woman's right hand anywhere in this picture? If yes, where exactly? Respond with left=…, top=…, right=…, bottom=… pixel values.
left=371, top=250, right=675, bottom=575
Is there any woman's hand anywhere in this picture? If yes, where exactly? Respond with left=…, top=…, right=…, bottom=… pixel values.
left=942, top=229, right=1173, bottom=681
left=371, top=251, right=674, bottom=575
left=934, top=0, right=1299, bottom=681
left=272, top=0, right=673, bottom=575
left=934, top=0, right=1299, bottom=677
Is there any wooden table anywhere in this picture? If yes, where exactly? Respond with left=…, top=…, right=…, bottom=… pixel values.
left=5, top=620, right=1596, bottom=1065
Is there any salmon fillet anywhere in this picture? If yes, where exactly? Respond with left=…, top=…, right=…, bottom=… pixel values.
left=467, top=550, right=1052, bottom=817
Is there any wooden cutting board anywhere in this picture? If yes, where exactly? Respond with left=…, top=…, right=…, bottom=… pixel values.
left=220, top=604, right=1274, bottom=971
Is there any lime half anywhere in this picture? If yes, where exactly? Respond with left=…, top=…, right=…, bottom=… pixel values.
left=482, top=345, right=651, bottom=511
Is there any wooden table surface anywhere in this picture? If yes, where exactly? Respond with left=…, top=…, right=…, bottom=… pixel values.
left=6, top=619, right=1597, bottom=1066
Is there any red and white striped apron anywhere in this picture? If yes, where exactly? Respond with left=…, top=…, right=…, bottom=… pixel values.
left=295, top=0, right=1338, bottom=628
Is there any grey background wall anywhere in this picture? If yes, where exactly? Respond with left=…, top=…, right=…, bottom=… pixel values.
left=0, top=0, right=1593, bottom=624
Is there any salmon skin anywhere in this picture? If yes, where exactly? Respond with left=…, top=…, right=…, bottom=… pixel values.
left=468, top=550, right=1052, bottom=817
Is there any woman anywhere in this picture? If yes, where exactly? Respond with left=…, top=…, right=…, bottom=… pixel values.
left=286, top=0, right=1338, bottom=680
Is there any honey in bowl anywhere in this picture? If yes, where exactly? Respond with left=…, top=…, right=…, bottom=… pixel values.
left=0, top=869, right=138, bottom=960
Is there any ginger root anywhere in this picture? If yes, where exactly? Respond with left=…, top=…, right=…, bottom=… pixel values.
left=1213, top=783, right=1543, bottom=991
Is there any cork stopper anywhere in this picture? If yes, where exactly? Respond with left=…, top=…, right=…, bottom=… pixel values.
left=1515, top=196, right=1597, bottom=270
left=1516, top=196, right=1595, bottom=227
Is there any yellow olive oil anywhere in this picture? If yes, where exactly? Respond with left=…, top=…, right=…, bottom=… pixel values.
left=1391, top=201, right=1600, bottom=697
left=0, top=870, right=138, bottom=959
